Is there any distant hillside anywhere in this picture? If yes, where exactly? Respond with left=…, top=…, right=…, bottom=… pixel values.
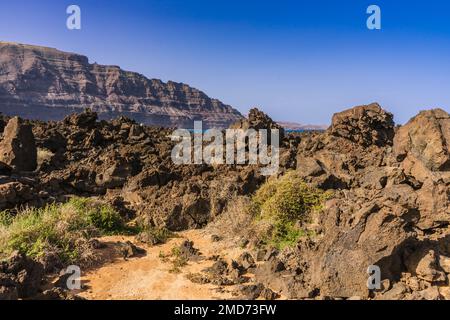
left=277, top=121, right=328, bottom=131
left=0, top=42, right=243, bottom=128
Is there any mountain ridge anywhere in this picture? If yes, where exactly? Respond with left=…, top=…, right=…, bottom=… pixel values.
left=0, top=41, right=243, bottom=128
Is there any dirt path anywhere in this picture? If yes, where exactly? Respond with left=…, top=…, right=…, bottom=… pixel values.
left=78, top=229, right=244, bottom=300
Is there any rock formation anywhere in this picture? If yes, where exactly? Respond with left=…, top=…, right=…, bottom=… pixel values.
left=0, top=251, right=44, bottom=300
left=261, top=104, right=450, bottom=300
left=0, top=116, right=37, bottom=171
left=0, top=103, right=449, bottom=300
left=328, top=103, right=395, bottom=147
left=394, top=108, right=450, bottom=171
left=231, top=108, right=285, bottom=132
left=0, top=42, right=243, bottom=129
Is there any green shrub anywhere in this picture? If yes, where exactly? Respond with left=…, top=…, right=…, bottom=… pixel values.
left=86, top=203, right=124, bottom=233
left=169, top=246, right=188, bottom=273
left=251, top=171, right=331, bottom=249
left=0, top=198, right=124, bottom=265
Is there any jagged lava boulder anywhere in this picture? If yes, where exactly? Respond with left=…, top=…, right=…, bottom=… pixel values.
left=0, top=117, right=37, bottom=171
left=394, top=108, right=450, bottom=171
left=328, top=103, right=394, bottom=147
left=230, top=108, right=285, bottom=140
left=295, top=104, right=394, bottom=190
left=0, top=252, right=44, bottom=299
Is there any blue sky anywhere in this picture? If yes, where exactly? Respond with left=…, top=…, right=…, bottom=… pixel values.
left=1, top=0, right=449, bottom=124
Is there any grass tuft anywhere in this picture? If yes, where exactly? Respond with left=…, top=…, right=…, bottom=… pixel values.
left=168, top=246, right=188, bottom=273
left=251, top=171, right=331, bottom=249
left=0, top=198, right=125, bottom=265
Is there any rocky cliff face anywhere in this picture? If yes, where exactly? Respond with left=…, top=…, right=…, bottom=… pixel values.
left=0, top=42, right=243, bottom=128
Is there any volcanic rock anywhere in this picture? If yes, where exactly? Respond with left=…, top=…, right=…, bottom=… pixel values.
left=394, top=108, right=450, bottom=171
left=236, top=252, right=256, bottom=270
left=0, top=101, right=448, bottom=301
left=63, top=109, right=98, bottom=129
left=0, top=117, right=37, bottom=171
left=286, top=107, right=450, bottom=298
left=119, top=241, right=146, bottom=260
left=404, top=248, right=447, bottom=283
left=37, top=287, right=85, bottom=300
left=0, top=181, right=34, bottom=210
left=0, top=251, right=44, bottom=299
left=328, top=103, right=394, bottom=147
left=230, top=108, right=285, bottom=140
left=236, top=283, right=265, bottom=299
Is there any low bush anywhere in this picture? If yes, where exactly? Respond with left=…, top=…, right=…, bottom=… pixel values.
left=251, top=171, right=331, bottom=249
left=169, top=246, right=188, bottom=273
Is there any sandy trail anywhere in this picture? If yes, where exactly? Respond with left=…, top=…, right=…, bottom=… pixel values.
left=78, top=229, right=244, bottom=300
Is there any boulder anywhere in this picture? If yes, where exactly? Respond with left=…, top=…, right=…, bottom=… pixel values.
left=118, top=241, right=146, bottom=260
left=409, top=287, right=442, bottom=300
left=236, top=252, right=256, bottom=270
left=0, top=251, right=44, bottom=299
left=394, top=109, right=450, bottom=171
left=439, top=255, right=450, bottom=274
left=0, top=181, right=33, bottom=210
left=177, top=240, right=200, bottom=260
left=230, top=108, right=285, bottom=140
left=328, top=103, right=395, bottom=147
left=0, top=182, right=18, bottom=204
left=236, top=283, right=265, bottom=299
left=380, top=283, right=409, bottom=300
left=0, top=117, right=37, bottom=171
left=37, top=287, right=85, bottom=300
left=95, top=154, right=141, bottom=189
left=0, top=274, right=19, bottom=300
left=404, top=249, right=447, bottom=283
left=63, top=109, right=98, bottom=128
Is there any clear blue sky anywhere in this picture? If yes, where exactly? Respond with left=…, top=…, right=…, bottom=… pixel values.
left=1, top=0, right=449, bottom=124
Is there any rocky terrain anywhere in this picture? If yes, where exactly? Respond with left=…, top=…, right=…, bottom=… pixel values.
left=0, top=102, right=449, bottom=300
left=0, top=42, right=243, bottom=129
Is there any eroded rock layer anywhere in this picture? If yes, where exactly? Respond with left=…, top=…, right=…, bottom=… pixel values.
left=0, top=42, right=243, bottom=129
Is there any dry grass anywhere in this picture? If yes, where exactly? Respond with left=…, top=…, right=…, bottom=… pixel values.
left=37, top=148, right=54, bottom=167
left=208, top=196, right=254, bottom=238
left=0, top=198, right=124, bottom=266
left=209, top=171, right=332, bottom=249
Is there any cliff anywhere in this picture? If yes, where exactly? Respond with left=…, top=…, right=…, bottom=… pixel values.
left=0, top=42, right=243, bottom=128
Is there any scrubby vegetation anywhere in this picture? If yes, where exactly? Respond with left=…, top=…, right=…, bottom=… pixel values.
left=210, top=171, right=332, bottom=250
left=251, top=171, right=331, bottom=249
left=36, top=148, right=54, bottom=167
left=168, top=246, right=189, bottom=273
left=0, top=198, right=125, bottom=265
